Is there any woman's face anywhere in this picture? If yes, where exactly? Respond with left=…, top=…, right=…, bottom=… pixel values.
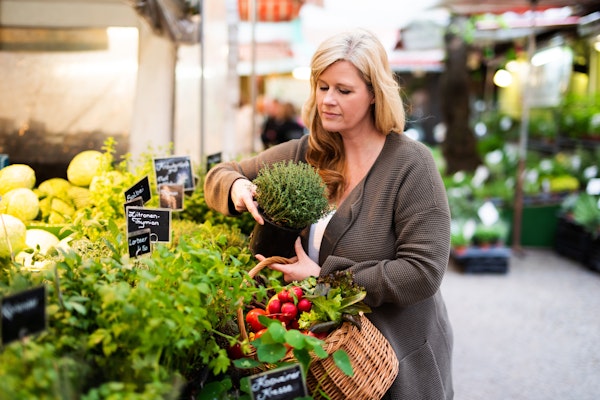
left=316, top=60, right=374, bottom=136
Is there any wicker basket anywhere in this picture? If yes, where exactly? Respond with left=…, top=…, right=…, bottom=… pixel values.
left=238, top=257, right=399, bottom=400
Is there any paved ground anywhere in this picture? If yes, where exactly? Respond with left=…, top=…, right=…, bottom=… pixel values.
left=441, top=248, right=600, bottom=400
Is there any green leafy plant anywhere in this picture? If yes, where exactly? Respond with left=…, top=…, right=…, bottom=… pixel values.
left=559, top=93, right=600, bottom=139
left=180, top=176, right=256, bottom=236
left=451, top=230, right=470, bottom=249
left=472, top=223, right=506, bottom=246
left=572, top=193, right=600, bottom=238
left=1, top=211, right=258, bottom=399
left=253, top=161, right=331, bottom=230
left=528, top=108, right=558, bottom=141
left=235, top=317, right=352, bottom=376
left=297, top=271, right=371, bottom=333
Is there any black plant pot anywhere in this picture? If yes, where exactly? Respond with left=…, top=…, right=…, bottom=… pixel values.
left=249, top=217, right=303, bottom=258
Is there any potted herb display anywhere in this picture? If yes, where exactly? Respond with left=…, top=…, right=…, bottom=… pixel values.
left=451, top=221, right=511, bottom=274
left=574, top=193, right=600, bottom=272
left=556, top=192, right=600, bottom=271
left=249, top=160, right=331, bottom=258
left=472, top=223, right=506, bottom=248
left=572, top=193, right=600, bottom=240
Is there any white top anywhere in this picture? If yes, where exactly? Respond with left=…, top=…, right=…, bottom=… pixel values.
left=307, top=211, right=335, bottom=263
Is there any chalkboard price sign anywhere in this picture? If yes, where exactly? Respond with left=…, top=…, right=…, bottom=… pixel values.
left=123, top=196, right=144, bottom=216
left=124, top=176, right=152, bottom=204
left=1, top=286, right=46, bottom=345
left=206, top=152, right=222, bottom=172
left=153, top=156, right=195, bottom=192
left=249, top=363, right=308, bottom=400
left=128, top=229, right=152, bottom=258
left=126, top=206, right=171, bottom=243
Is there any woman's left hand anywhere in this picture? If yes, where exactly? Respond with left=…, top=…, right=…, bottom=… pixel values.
left=256, top=238, right=320, bottom=282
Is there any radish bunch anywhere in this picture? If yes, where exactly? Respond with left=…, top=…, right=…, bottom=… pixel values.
left=266, top=285, right=313, bottom=330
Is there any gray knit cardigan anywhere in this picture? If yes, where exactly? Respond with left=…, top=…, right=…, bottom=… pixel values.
left=204, top=133, right=454, bottom=399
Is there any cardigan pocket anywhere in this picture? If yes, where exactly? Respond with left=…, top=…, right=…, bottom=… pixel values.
left=395, top=341, right=447, bottom=399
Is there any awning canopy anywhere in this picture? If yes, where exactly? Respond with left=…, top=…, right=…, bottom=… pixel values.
left=437, top=0, right=600, bottom=16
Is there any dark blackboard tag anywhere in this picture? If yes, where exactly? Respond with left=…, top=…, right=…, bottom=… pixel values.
left=1, top=286, right=46, bottom=346
left=124, top=176, right=152, bottom=204
left=126, top=206, right=171, bottom=243
left=248, top=363, right=308, bottom=400
left=206, top=152, right=222, bottom=172
left=158, top=183, right=184, bottom=211
left=128, top=229, right=152, bottom=258
left=123, top=196, right=144, bottom=215
left=153, top=156, right=195, bottom=192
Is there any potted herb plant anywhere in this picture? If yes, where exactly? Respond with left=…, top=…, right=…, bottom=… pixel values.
left=572, top=193, right=600, bottom=271
left=554, top=192, right=600, bottom=270
left=249, top=160, right=331, bottom=258
left=572, top=193, right=600, bottom=239
left=472, top=223, right=506, bottom=248
left=451, top=230, right=470, bottom=255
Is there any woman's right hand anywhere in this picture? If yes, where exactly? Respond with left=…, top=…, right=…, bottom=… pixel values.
left=230, top=178, right=264, bottom=225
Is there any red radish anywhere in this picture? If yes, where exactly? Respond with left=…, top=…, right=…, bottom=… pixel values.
left=267, top=298, right=282, bottom=314
left=297, top=298, right=312, bottom=313
left=227, top=343, right=245, bottom=359
left=280, top=302, right=298, bottom=320
left=277, top=289, right=292, bottom=303
left=289, top=286, right=303, bottom=301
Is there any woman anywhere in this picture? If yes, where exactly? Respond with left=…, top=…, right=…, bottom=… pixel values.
left=204, top=29, right=453, bottom=399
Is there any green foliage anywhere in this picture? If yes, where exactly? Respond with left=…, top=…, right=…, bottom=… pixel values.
left=566, top=146, right=600, bottom=190
left=0, top=136, right=269, bottom=399
left=572, top=193, right=600, bottom=237
left=234, top=318, right=353, bottom=397
left=559, top=93, right=600, bottom=138
left=179, top=177, right=256, bottom=236
left=474, top=111, right=519, bottom=155
left=254, top=161, right=331, bottom=229
left=528, top=109, right=559, bottom=140
left=0, top=340, right=87, bottom=400
left=443, top=143, right=596, bottom=212
left=451, top=230, right=470, bottom=248
left=86, top=139, right=158, bottom=223
left=472, top=222, right=507, bottom=246
left=298, top=271, right=370, bottom=332
left=0, top=218, right=259, bottom=399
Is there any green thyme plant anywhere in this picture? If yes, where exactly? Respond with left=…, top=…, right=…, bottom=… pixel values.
left=253, top=161, right=331, bottom=230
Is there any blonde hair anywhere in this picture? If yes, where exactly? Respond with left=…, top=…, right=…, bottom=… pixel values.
left=302, top=29, right=406, bottom=201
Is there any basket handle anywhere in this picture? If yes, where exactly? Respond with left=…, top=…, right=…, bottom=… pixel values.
left=238, top=256, right=292, bottom=341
